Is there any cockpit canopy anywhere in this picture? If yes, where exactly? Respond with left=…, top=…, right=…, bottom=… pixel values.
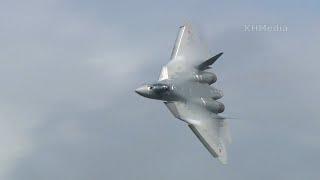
left=148, top=83, right=169, bottom=92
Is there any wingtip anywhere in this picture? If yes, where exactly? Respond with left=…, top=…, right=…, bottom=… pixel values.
left=219, top=159, right=228, bottom=165
left=217, top=155, right=228, bottom=165
left=180, top=22, right=193, bottom=29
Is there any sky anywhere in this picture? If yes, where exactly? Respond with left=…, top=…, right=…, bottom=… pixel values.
left=0, top=0, right=319, bottom=179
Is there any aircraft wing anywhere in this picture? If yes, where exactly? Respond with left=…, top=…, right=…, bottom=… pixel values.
left=159, top=24, right=210, bottom=81
left=164, top=101, right=231, bottom=164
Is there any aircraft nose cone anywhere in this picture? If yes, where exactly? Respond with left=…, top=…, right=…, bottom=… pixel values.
left=135, top=85, right=148, bottom=96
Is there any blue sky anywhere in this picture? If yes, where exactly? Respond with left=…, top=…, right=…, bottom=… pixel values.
left=0, top=0, right=319, bottom=179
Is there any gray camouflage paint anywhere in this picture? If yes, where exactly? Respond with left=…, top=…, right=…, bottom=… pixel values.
left=135, top=24, right=229, bottom=164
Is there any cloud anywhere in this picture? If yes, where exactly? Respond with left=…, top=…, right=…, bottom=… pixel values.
left=0, top=0, right=319, bottom=180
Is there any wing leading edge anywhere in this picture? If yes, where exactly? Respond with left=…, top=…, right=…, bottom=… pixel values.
left=164, top=101, right=231, bottom=164
left=170, top=24, right=210, bottom=62
left=159, top=24, right=211, bottom=80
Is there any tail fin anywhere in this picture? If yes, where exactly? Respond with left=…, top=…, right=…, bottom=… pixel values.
left=197, top=52, right=223, bottom=70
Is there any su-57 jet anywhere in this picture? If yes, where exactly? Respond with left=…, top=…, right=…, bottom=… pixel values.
left=135, top=24, right=231, bottom=164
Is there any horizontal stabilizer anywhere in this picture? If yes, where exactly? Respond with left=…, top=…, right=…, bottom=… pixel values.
left=197, top=52, right=223, bottom=70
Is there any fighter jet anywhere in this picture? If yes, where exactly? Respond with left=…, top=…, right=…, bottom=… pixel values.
left=135, top=24, right=231, bottom=164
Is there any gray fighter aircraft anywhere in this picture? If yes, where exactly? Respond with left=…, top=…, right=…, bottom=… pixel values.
left=135, top=24, right=231, bottom=164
